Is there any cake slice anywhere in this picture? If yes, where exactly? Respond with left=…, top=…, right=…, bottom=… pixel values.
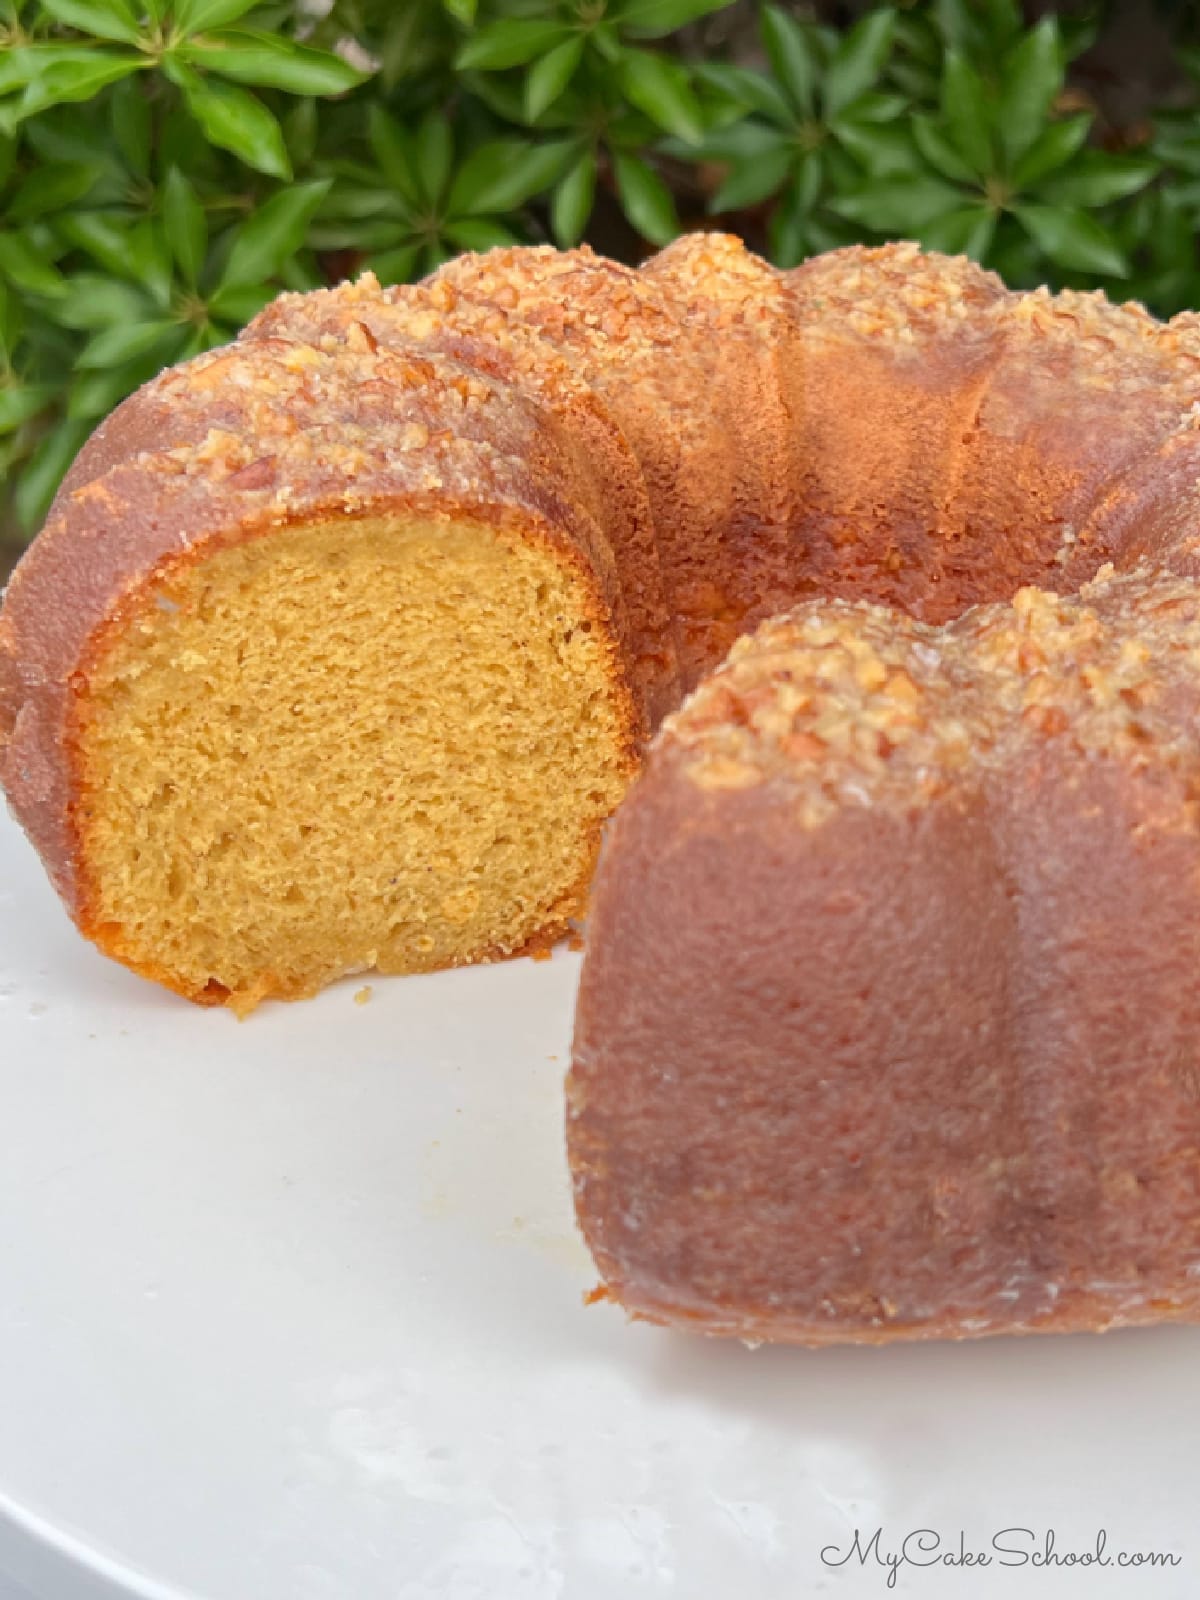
left=0, top=337, right=643, bottom=1011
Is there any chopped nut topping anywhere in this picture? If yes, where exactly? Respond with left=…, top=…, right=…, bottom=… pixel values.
left=669, top=565, right=1200, bottom=824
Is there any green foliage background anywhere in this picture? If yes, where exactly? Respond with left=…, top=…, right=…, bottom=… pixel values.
left=1, top=0, right=1199, bottom=541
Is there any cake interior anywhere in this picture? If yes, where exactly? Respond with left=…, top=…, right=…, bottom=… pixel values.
left=73, top=515, right=636, bottom=1011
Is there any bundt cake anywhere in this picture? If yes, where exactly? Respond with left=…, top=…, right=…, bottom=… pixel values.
left=6, top=231, right=1200, bottom=1338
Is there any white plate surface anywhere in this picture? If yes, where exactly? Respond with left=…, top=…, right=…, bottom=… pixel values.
left=0, top=806, right=1198, bottom=1600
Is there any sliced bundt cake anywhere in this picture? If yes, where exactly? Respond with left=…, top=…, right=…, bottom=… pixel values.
left=4, top=231, right=1200, bottom=1046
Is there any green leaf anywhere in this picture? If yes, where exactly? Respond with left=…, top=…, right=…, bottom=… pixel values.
left=461, top=74, right=525, bottom=127
left=930, top=0, right=974, bottom=48
left=21, top=101, right=116, bottom=166
left=760, top=5, right=816, bottom=118
left=892, top=14, right=938, bottom=64
left=1010, top=114, right=1090, bottom=189
left=591, top=22, right=622, bottom=64
left=0, top=278, right=20, bottom=358
left=16, top=419, right=92, bottom=531
left=850, top=91, right=908, bottom=124
left=76, top=318, right=181, bottom=368
left=795, top=147, right=823, bottom=212
left=830, top=175, right=962, bottom=230
left=893, top=68, right=942, bottom=110
left=979, top=0, right=1023, bottom=42
left=447, top=138, right=572, bottom=216
left=824, top=8, right=895, bottom=117
left=57, top=211, right=132, bottom=277
left=316, top=179, right=401, bottom=222
left=619, top=50, right=704, bottom=145
left=709, top=144, right=793, bottom=211
left=620, top=0, right=730, bottom=39
left=0, top=382, right=55, bottom=435
left=59, top=213, right=171, bottom=304
left=162, top=167, right=206, bottom=288
left=67, top=361, right=156, bottom=420
left=173, top=0, right=258, bottom=31
left=524, top=34, right=583, bottom=122
left=769, top=157, right=821, bottom=267
left=47, top=274, right=151, bottom=328
left=6, top=51, right=145, bottom=122
left=0, top=232, right=66, bottom=296
left=832, top=118, right=917, bottom=178
left=1152, top=126, right=1200, bottom=178
left=365, top=243, right=421, bottom=286
left=201, top=321, right=233, bottom=351
left=110, top=77, right=150, bottom=175
left=207, top=281, right=274, bottom=322
left=284, top=96, right=317, bottom=167
left=309, top=217, right=409, bottom=251
left=612, top=151, right=678, bottom=246
left=455, top=20, right=569, bottom=71
left=692, top=63, right=793, bottom=125
left=277, top=258, right=321, bottom=297
left=443, top=218, right=519, bottom=252
left=998, top=18, right=1063, bottom=165
left=127, top=218, right=173, bottom=305
left=37, top=0, right=140, bottom=44
left=1037, top=151, right=1156, bottom=209
left=442, top=0, right=476, bottom=22
left=216, top=179, right=330, bottom=291
left=912, top=113, right=977, bottom=184
left=7, top=160, right=99, bottom=221
left=551, top=149, right=595, bottom=246
left=0, top=46, right=80, bottom=95
left=1012, top=202, right=1128, bottom=277
left=685, top=119, right=787, bottom=164
left=177, top=72, right=291, bottom=179
left=939, top=49, right=992, bottom=175
left=414, top=113, right=453, bottom=207
left=918, top=204, right=996, bottom=261
left=768, top=201, right=805, bottom=269
left=420, top=241, right=452, bottom=276
left=367, top=105, right=420, bottom=205
left=182, top=32, right=366, bottom=96
left=378, top=6, right=449, bottom=85
left=1158, top=178, right=1200, bottom=213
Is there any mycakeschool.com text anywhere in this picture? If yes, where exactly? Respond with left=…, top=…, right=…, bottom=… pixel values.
left=820, top=1527, right=1182, bottom=1588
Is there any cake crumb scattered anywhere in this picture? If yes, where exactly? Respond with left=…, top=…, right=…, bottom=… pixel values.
left=354, top=985, right=372, bottom=1006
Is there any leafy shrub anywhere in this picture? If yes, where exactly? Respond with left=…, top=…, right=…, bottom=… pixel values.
left=2, top=0, right=1200, bottom=541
